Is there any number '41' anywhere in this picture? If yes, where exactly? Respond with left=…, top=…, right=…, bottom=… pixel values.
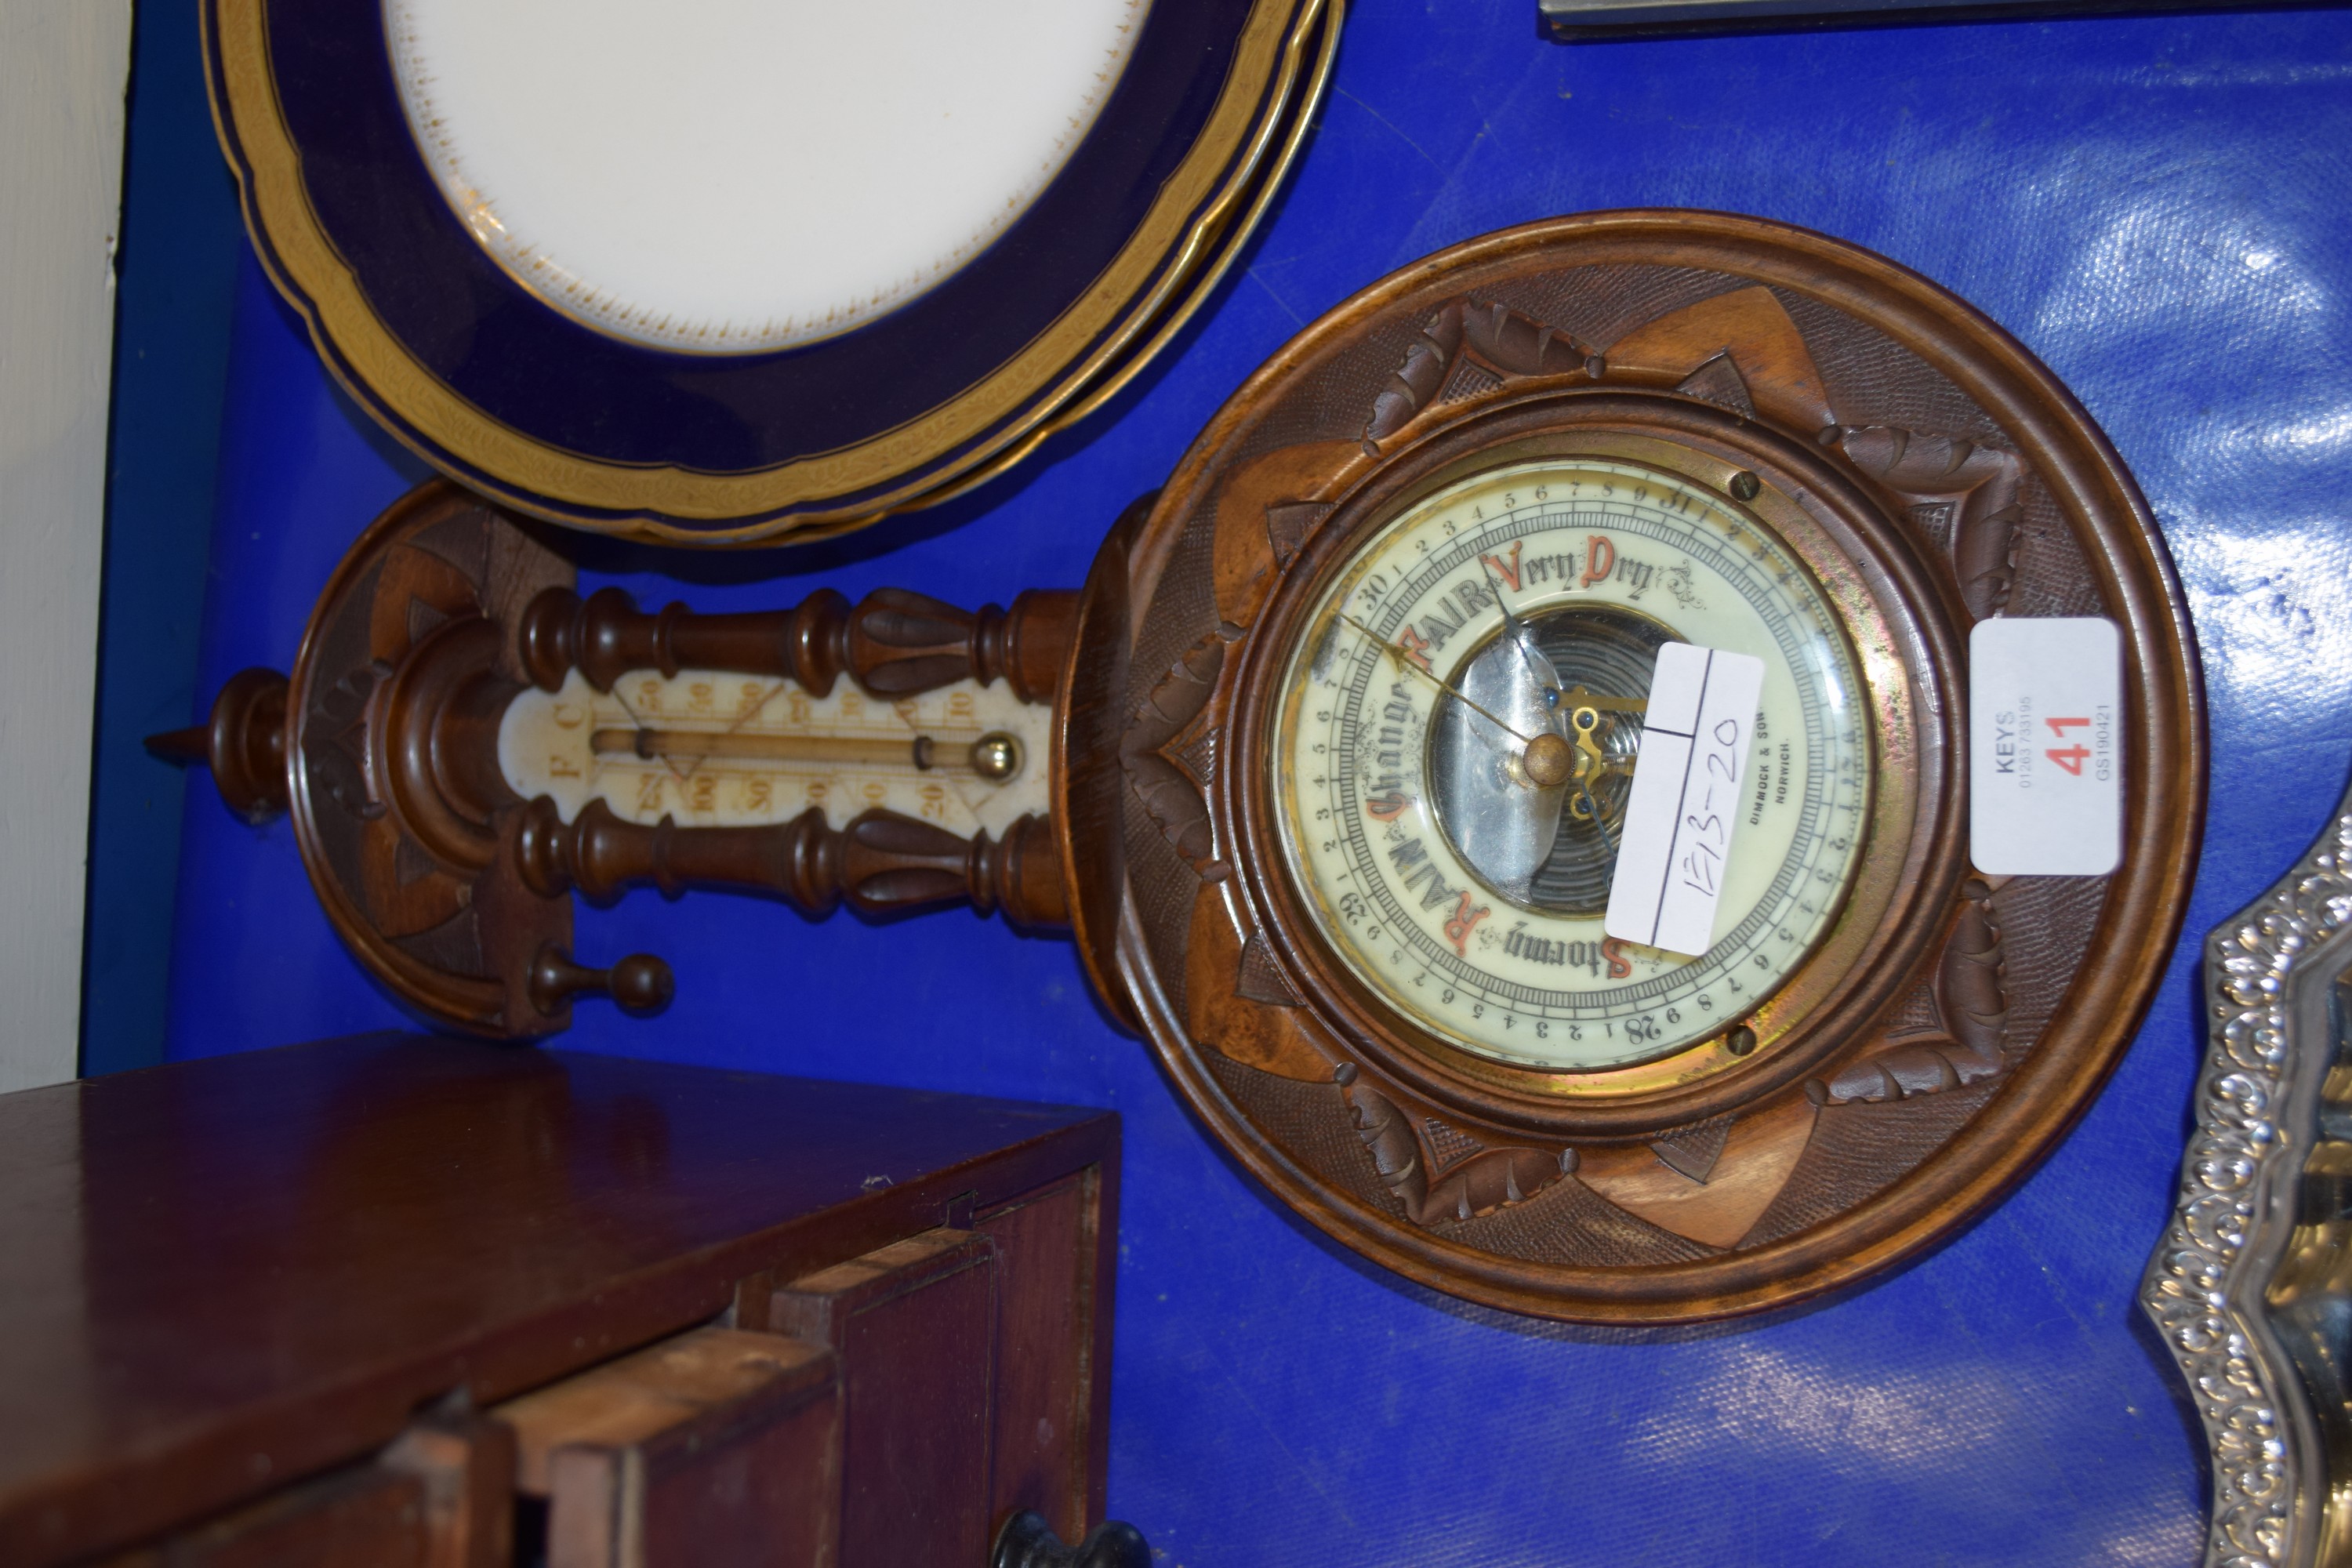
left=2045, top=716, right=2090, bottom=776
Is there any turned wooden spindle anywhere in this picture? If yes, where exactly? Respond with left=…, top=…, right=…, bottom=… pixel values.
left=517, top=584, right=1079, bottom=705
left=514, top=798, right=1069, bottom=931
left=144, top=666, right=290, bottom=824
left=526, top=943, right=677, bottom=1019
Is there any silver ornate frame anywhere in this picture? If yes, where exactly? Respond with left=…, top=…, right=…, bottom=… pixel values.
left=2144, top=778, right=2352, bottom=1568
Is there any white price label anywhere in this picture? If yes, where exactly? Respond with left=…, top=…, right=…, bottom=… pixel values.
left=1969, top=618, right=2122, bottom=877
left=1605, top=642, right=1766, bottom=957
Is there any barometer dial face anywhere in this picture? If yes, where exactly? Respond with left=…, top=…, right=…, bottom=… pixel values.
left=1272, top=459, right=1870, bottom=1071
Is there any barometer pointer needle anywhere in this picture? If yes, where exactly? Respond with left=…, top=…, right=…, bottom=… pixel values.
left=1478, top=555, right=1561, bottom=723
left=1338, top=611, right=1592, bottom=795
left=1581, top=779, right=1617, bottom=858
left=1335, top=612, right=1538, bottom=744
left=1466, top=561, right=1638, bottom=847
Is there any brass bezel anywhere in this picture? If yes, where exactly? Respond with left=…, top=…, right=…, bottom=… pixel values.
left=1232, top=395, right=1958, bottom=1138
left=1265, top=446, right=1885, bottom=1093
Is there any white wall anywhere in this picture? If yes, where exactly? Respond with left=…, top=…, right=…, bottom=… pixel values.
left=1, top=0, right=134, bottom=1090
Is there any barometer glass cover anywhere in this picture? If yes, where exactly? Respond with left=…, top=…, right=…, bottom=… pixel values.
left=1274, top=458, right=1868, bottom=1071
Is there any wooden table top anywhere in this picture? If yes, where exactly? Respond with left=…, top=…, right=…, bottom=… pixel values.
left=0, top=1034, right=1116, bottom=1564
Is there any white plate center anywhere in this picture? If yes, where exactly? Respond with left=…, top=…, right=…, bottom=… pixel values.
left=388, top=0, right=1149, bottom=354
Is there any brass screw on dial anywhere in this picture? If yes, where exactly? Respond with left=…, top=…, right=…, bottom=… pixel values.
left=970, top=731, right=1024, bottom=782
left=1523, top=731, right=1574, bottom=789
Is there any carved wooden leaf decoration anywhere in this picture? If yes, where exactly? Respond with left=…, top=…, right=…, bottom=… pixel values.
left=1363, top=297, right=1587, bottom=452
left=1264, top=501, right=1330, bottom=570
left=1834, top=426, right=2023, bottom=621
left=1809, top=1032, right=1994, bottom=1105
left=360, top=813, right=469, bottom=940
left=371, top=539, right=485, bottom=662
left=1421, top=1116, right=1485, bottom=1168
left=1459, top=297, right=1589, bottom=380
left=1236, top=931, right=1305, bottom=1007
left=1210, top=442, right=1359, bottom=630
left=1122, top=633, right=1225, bottom=871
left=1420, top=1148, right=1563, bottom=1225
left=1577, top=1097, right=1820, bottom=1250
left=405, top=595, right=452, bottom=648
left=1438, top=360, right=1505, bottom=408
left=1184, top=880, right=1328, bottom=1082
left=1649, top=1118, right=1733, bottom=1184
left=1165, top=710, right=1218, bottom=791
left=1603, top=285, right=1833, bottom=433
left=1671, top=351, right=1757, bottom=419
left=1338, top=1069, right=1564, bottom=1225
left=1807, top=878, right=2009, bottom=1106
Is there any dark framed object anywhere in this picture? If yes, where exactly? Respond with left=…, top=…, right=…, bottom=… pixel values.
left=203, top=0, right=1339, bottom=544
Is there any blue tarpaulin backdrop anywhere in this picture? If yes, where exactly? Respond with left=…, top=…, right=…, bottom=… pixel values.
left=147, top=7, right=2352, bottom=1563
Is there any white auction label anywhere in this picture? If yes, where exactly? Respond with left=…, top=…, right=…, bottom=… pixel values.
left=1605, top=642, right=1767, bottom=957
left=1969, top=618, right=2122, bottom=876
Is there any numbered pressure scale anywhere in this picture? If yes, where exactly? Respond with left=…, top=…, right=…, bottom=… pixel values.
left=1276, top=457, right=1857, bottom=1076
left=169, top=213, right=2201, bottom=1323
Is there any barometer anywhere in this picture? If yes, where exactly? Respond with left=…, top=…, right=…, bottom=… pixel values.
left=167, top=212, right=2202, bottom=1321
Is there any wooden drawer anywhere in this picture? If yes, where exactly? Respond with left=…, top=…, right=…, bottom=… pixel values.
left=495, top=1330, right=840, bottom=1568
left=496, top=1203, right=1112, bottom=1568
left=0, top=1040, right=1120, bottom=1566
left=96, top=1414, right=510, bottom=1568
left=767, top=1230, right=998, bottom=1566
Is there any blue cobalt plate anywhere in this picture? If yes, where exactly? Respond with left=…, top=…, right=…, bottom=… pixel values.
left=204, top=0, right=1337, bottom=544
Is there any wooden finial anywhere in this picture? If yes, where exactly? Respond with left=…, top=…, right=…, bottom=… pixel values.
left=145, top=667, right=289, bottom=825
left=527, top=945, right=675, bottom=1019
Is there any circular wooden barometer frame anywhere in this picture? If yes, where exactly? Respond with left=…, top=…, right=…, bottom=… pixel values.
left=1057, top=210, right=2203, bottom=1323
